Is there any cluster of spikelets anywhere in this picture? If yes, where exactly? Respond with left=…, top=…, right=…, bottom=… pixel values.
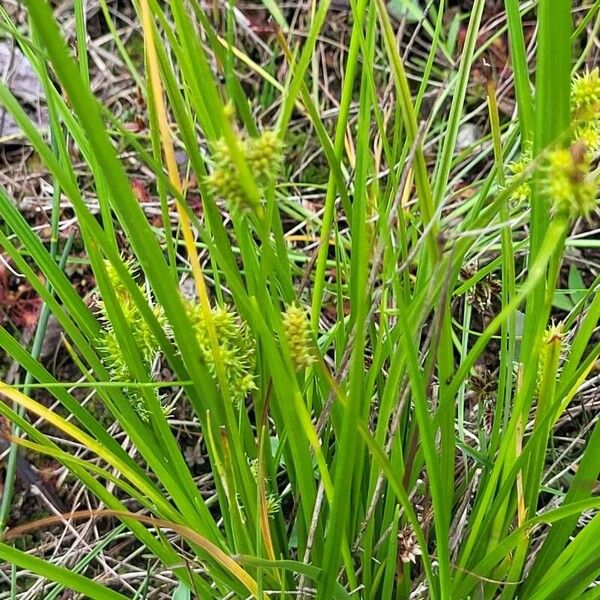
left=547, top=143, right=597, bottom=219
left=282, top=304, right=315, bottom=371
left=506, top=150, right=532, bottom=203
left=506, top=69, right=600, bottom=217
left=98, top=262, right=257, bottom=416
left=97, top=261, right=167, bottom=421
left=571, top=68, right=600, bottom=152
left=205, top=130, right=283, bottom=213
left=98, top=261, right=318, bottom=415
left=185, top=302, right=256, bottom=404
left=248, top=457, right=281, bottom=517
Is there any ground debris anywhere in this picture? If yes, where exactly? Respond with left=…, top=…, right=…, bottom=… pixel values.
left=0, top=39, right=48, bottom=142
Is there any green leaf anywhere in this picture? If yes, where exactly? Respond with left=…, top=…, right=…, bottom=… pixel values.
left=259, top=0, right=289, bottom=30
left=0, top=543, right=129, bottom=600
left=172, top=582, right=192, bottom=600
left=552, top=290, right=575, bottom=311
left=386, top=0, right=423, bottom=22
left=568, top=264, right=587, bottom=305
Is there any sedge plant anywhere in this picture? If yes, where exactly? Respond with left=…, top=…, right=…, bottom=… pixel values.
left=0, top=0, right=599, bottom=599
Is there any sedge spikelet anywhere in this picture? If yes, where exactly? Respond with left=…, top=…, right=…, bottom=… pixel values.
left=506, top=151, right=532, bottom=203
left=572, top=69, right=600, bottom=156
left=186, top=303, right=256, bottom=403
left=282, top=304, right=315, bottom=371
left=246, top=130, right=284, bottom=183
left=536, top=322, right=567, bottom=396
left=247, top=457, right=281, bottom=517
left=547, top=144, right=597, bottom=220
left=571, top=68, right=600, bottom=123
left=97, top=260, right=167, bottom=421
left=205, top=130, right=283, bottom=213
left=574, top=121, right=600, bottom=155
left=505, top=70, right=600, bottom=206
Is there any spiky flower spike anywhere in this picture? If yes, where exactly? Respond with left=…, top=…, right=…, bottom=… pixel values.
left=536, top=322, right=567, bottom=396
left=572, top=69, right=600, bottom=155
left=205, top=139, right=250, bottom=212
left=247, top=457, right=281, bottom=517
left=506, top=71, right=600, bottom=207
left=572, top=68, right=600, bottom=122
left=547, top=143, right=598, bottom=220
left=505, top=144, right=533, bottom=203
left=282, top=304, right=315, bottom=371
left=575, top=122, right=600, bottom=155
left=205, top=130, right=283, bottom=213
left=506, top=153, right=532, bottom=202
left=186, top=303, right=256, bottom=404
left=246, top=130, right=284, bottom=183
left=98, top=260, right=167, bottom=421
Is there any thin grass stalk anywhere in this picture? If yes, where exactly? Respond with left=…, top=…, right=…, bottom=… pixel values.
left=486, top=79, right=516, bottom=454
left=0, top=111, right=67, bottom=530
left=0, top=544, right=129, bottom=600
left=375, top=0, right=439, bottom=265
left=453, top=497, right=600, bottom=598
left=316, top=22, right=376, bottom=595
left=20, top=0, right=249, bottom=520
left=138, top=0, right=255, bottom=481
left=504, top=0, right=534, bottom=146
left=572, top=0, right=600, bottom=40
left=276, top=0, right=331, bottom=134
left=431, top=0, right=485, bottom=206
left=310, top=0, right=366, bottom=329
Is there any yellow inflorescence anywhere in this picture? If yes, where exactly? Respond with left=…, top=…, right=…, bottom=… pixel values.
left=572, top=69, right=600, bottom=155
left=571, top=68, right=600, bottom=122
left=246, top=131, right=283, bottom=182
left=537, top=322, right=566, bottom=394
left=505, top=69, right=600, bottom=209
left=206, top=130, right=283, bottom=213
left=282, top=304, right=315, bottom=372
left=99, top=260, right=167, bottom=421
left=506, top=153, right=532, bottom=203
left=547, top=146, right=597, bottom=219
left=186, top=303, right=256, bottom=403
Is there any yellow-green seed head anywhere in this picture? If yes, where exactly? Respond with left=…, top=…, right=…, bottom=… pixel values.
left=97, top=327, right=158, bottom=422
left=205, top=130, right=283, bottom=213
left=547, top=145, right=598, bottom=219
left=246, top=131, right=283, bottom=181
left=506, top=154, right=532, bottom=202
left=212, top=138, right=238, bottom=166
left=282, top=304, right=314, bottom=371
left=537, top=322, right=566, bottom=394
left=186, top=302, right=256, bottom=403
left=574, top=121, right=600, bottom=155
left=104, top=259, right=120, bottom=287
left=97, top=259, right=167, bottom=421
left=572, top=68, right=600, bottom=122
left=102, top=259, right=135, bottom=308
left=266, top=493, right=281, bottom=516
left=248, top=457, right=259, bottom=479
left=543, top=322, right=564, bottom=346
